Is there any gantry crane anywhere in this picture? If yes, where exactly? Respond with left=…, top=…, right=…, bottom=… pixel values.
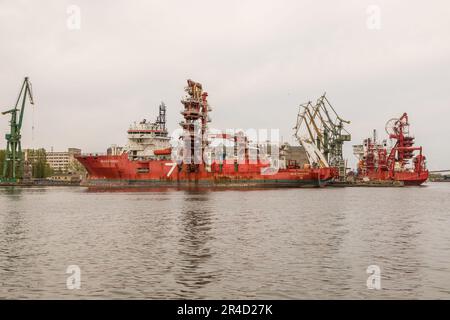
left=294, top=93, right=351, bottom=181
left=1, top=77, right=34, bottom=182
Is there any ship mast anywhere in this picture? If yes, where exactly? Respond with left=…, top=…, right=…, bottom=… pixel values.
left=156, top=102, right=167, bottom=132
left=180, top=79, right=210, bottom=173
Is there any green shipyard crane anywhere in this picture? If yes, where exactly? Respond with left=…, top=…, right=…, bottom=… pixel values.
left=1, top=77, right=34, bottom=182
left=294, top=93, right=351, bottom=181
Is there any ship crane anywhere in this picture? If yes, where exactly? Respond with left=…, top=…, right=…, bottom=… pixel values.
left=385, top=113, right=425, bottom=177
left=353, top=112, right=428, bottom=185
left=1, top=77, right=34, bottom=182
left=294, top=93, right=351, bottom=181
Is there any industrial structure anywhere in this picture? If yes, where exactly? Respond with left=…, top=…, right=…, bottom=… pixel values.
left=76, top=79, right=337, bottom=187
left=293, top=93, right=351, bottom=181
left=180, top=80, right=211, bottom=173
left=1, top=76, right=433, bottom=187
left=353, top=113, right=428, bottom=185
left=1, top=77, right=34, bottom=182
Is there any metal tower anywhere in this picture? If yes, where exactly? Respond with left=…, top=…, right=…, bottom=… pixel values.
left=180, top=79, right=210, bottom=173
left=156, top=102, right=167, bottom=132
left=1, top=77, right=34, bottom=182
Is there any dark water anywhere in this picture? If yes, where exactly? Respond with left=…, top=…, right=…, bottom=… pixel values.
left=0, top=183, right=449, bottom=299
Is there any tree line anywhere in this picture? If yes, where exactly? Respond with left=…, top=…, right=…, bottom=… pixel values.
left=0, top=149, right=53, bottom=179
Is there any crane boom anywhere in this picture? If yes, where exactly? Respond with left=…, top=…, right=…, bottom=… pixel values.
left=17, top=77, right=34, bottom=129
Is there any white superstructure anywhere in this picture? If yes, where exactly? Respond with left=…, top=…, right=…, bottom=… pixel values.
left=123, top=103, right=171, bottom=160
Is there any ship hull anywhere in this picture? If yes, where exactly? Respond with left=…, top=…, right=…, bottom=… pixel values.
left=358, top=170, right=429, bottom=186
left=76, top=154, right=335, bottom=188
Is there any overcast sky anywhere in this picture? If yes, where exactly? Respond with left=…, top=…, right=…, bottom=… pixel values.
left=1, top=0, right=449, bottom=170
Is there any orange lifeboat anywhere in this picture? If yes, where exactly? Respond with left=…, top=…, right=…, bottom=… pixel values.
left=154, top=148, right=172, bottom=156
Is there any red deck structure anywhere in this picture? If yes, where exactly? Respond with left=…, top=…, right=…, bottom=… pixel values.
left=354, top=113, right=428, bottom=185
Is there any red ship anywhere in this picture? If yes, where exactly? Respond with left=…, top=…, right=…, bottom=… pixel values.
left=352, top=113, right=428, bottom=185
left=76, top=79, right=337, bottom=188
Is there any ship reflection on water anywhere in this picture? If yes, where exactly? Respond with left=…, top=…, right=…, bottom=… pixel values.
left=85, top=186, right=179, bottom=193
left=84, top=186, right=302, bottom=193
left=174, top=191, right=219, bottom=298
left=85, top=186, right=221, bottom=298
